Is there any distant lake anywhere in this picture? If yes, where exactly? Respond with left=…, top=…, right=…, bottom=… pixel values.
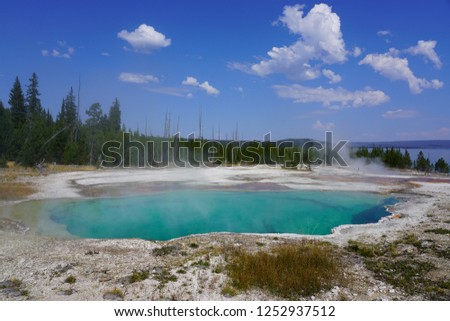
left=400, top=149, right=450, bottom=164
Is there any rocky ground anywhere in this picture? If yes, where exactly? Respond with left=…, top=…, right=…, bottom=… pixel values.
left=0, top=166, right=449, bottom=301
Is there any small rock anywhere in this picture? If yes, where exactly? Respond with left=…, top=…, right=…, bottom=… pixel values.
left=0, top=280, right=15, bottom=288
left=420, top=241, right=433, bottom=248
left=3, top=288, right=22, bottom=298
left=54, top=264, right=73, bottom=274
left=103, top=293, right=123, bottom=301
left=56, top=289, right=74, bottom=296
left=99, top=276, right=113, bottom=283
left=152, top=267, right=163, bottom=275
left=85, top=250, right=100, bottom=255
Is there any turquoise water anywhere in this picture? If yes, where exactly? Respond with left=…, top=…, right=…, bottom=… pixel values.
left=46, top=190, right=396, bottom=240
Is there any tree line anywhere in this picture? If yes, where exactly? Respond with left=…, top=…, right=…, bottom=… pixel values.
left=353, top=146, right=449, bottom=173
left=0, top=73, right=122, bottom=167
left=0, top=73, right=322, bottom=169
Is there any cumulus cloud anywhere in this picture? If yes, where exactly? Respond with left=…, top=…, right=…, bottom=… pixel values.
left=238, top=4, right=347, bottom=81
left=181, top=76, right=219, bottom=95
left=313, top=120, right=335, bottom=130
left=405, top=40, right=442, bottom=69
left=119, top=72, right=159, bottom=84
left=181, top=76, right=199, bottom=86
left=274, top=84, right=389, bottom=108
left=359, top=52, right=443, bottom=94
left=41, top=41, right=74, bottom=59
left=118, top=24, right=171, bottom=53
left=322, top=69, right=342, bottom=84
left=382, top=109, right=417, bottom=119
left=199, top=81, right=220, bottom=95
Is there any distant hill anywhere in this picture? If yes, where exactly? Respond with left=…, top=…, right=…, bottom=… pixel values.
left=277, top=138, right=320, bottom=147
left=350, top=140, right=450, bottom=149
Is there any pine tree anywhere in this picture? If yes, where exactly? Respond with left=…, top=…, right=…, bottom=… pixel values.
left=25, top=72, right=42, bottom=117
left=49, top=89, right=79, bottom=164
left=415, top=151, right=431, bottom=172
left=85, top=102, right=105, bottom=165
left=0, top=101, right=13, bottom=159
left=63, top=87, right=78, bottom=128
left=8, top=77, right=27, bottom=160
left=19, top=73, right=48, bottom=166
left=108, top=98, right=121, bottom=133
left=434, top=158, right=449, bottom=174
left=403, top=149, right=412, bottom=169
left=9, top=77, right=26, bottom=127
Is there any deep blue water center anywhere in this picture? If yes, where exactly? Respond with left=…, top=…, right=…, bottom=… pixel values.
left=48, top=190, right=397, bottom=241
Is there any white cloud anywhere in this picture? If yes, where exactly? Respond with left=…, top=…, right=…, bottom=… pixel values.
left=41, top=41, right=74, bottom=59
left=101, top=52, right=110, bottom=57
left=352, top=46, right=362, bottom=57
left=119, top=72, right=159, bottom=84
left=313, top=120, right=335, bottom=130
left=181, top=76, right=220, bottom=95
left=117, top=24, right=171, bottom=53
left=377, top=30, right=392, bottom=37
left=240, top=4, right=346, bottom=81
left=181, top=76, right=199, bottom=86
left=199, top=81, right=220, bottom=95
left=359, top=52, right=443, bottom=94
left=322, top=69, right=342, bottom=84
left=273, top=84, right=389, bottom=108
left=405, top=40, right=442, bottom=69
left=382, top=109, right=417, bottom=119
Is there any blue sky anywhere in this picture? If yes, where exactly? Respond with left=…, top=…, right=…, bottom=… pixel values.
left=0, top=0, right=449, bottom=141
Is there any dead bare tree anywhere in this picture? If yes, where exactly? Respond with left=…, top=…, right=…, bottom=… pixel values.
left=198, top=108, right=202, bottom=139
left=35, top=158, right=46, bottom=174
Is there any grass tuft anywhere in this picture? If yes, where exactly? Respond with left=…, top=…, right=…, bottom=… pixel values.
left=103, top=288, right=124, bottom=300
left=152, top=245, right=176, bottom=256
left=189, top=243, right=199, bottom=249
left=425, top=228, right=450, bottom=235
left=221, top=284, right=238, bottom=297
left=129, top=270, right=149, bottom=284
left=64, top=276, right=76, bottom=284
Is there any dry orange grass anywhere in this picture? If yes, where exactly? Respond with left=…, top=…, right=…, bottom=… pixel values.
left=0, top=161, right=95, bottom=200
left=225, top=242, right=342, bottom=298
left=4, top=161, right=96, bottom=173
left=0, top=182, right=36, bottom=200
left=46, top=164, right=96, bottom=172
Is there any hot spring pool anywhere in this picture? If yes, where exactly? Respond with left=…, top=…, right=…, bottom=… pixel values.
left=2, top=190, right=397, bottom=240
